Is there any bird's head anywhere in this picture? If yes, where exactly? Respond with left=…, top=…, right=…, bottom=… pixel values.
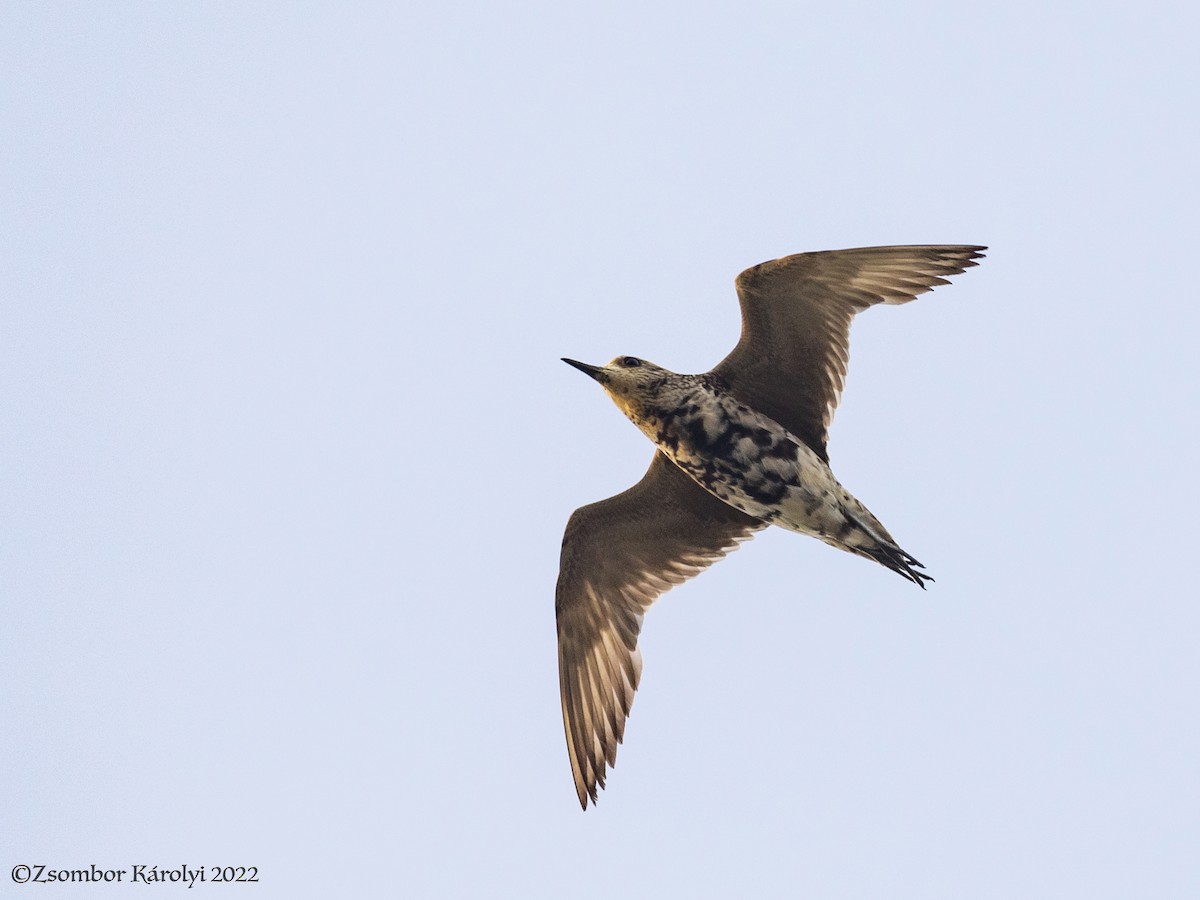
left=561, top=356, right=676, bottom=421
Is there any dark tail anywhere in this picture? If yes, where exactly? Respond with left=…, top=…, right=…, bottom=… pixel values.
left=862, top=543, right=934, bottom=589
left=829, top=500, right=934, bottom=589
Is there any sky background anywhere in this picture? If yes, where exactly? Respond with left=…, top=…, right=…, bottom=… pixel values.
left=3, top=2, right=1198, bottom=897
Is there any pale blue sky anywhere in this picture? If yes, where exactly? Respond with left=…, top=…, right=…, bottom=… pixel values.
left=3, top=2, right=1198, bottom=897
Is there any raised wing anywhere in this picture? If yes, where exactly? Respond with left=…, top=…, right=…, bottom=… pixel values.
left=711, top=245, right=985, bottom=461
left=556, top=452, right=763, bottom=808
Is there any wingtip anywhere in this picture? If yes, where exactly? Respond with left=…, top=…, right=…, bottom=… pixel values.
left=933, top=245, right=986, bottom=273
left=574, top=777, right=598, bottom=810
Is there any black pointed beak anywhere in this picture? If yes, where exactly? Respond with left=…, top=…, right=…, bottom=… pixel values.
left=561, top=358, right=608, bottom=383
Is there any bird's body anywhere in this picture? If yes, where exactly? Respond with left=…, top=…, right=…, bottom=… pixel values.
left=557, top=244, right=985, bottom=808
left=603, top=366, right=928, bottom=585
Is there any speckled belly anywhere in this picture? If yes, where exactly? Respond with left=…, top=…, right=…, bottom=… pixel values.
left=653, top=401, right=852, bottom=540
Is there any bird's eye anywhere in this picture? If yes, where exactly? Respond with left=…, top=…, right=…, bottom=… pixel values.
left=622, top=356, right=642, bottom=368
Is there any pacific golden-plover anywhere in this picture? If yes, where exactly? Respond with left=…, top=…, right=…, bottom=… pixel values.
left=557, top=244, right=986, bottom=808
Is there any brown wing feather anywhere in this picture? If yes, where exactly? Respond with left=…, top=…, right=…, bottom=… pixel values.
left=711, top=245, right=986, bottom=461
left=556, top=452, right=764, bottom=808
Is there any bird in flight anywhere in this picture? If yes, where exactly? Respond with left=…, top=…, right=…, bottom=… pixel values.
left=556, top=244, right=986, bottom=809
